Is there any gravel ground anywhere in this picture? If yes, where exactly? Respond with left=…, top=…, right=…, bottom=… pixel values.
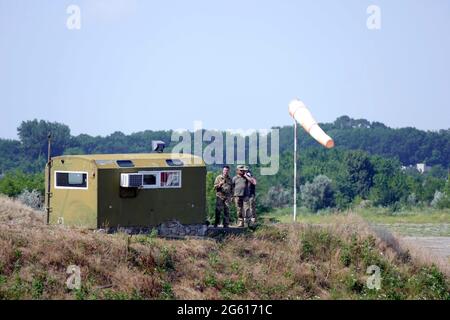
left=375, top=223, right=450, bottom=237
left=372, top=222, right=450, bottom=263
left=402, top=236, right=450, bottom=261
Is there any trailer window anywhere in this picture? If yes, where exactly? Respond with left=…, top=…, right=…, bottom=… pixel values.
left=139, top=171, right=159, bottom=189
left=160, top=171, right=181, bottom=188
left=139, top=170, right=181, bottom=189
left=143, top=173, right=157, bottom=186
left=55, top=172, right=88, bottom=189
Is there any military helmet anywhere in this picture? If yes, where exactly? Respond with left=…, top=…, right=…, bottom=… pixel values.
left=237, top=164, right=248, bottom=171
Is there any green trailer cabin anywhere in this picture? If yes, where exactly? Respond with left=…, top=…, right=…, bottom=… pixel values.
left=45, top=153, right=207, bottom=229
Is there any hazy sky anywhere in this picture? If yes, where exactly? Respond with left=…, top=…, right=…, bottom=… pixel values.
left=0, top=0, right=449, bottom=139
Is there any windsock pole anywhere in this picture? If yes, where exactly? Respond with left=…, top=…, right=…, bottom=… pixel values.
left=293, top=120, right=297, bottom=222
left=289, top=98, right=334, bottom=223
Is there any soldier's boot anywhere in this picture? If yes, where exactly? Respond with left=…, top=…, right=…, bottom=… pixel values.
left=223, top=217, right=230, bottom=228
left=214, top=209, right=221, bottom=228
left=238, top=219, right=245, bottom=228
left=249, top=218, right=256, bottom=227
left=223, top=205, right=230, bottom=228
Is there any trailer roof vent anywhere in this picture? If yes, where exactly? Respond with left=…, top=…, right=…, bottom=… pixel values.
left=96, top=160, right=114, bottom=166
left=116, top=160, right=135, bottom=168
left=166, top=159, right=184, bottom=167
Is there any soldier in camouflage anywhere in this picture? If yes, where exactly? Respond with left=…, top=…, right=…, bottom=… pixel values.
left=232, top=165, right=256, bottom=227
left=245, top=169, right=257, bottom=226
left=213, top=165, right=233, bottom=228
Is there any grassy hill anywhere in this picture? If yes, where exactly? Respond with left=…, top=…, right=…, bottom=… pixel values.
left=0, top=195, right=448, bottom=300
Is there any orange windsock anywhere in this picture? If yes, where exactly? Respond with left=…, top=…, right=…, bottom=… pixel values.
left=288, top=99, right=334, bottom=148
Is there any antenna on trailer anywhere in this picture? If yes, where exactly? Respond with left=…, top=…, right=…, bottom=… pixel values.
left=152, top=140, right=166, bottom=153
left=46, top=132, right=52, bottom=224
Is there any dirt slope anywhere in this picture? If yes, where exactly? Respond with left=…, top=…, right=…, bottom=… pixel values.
left=0, top=196, right=448, bottom=300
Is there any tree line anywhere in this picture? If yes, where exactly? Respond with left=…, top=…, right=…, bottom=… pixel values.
left=0, top=118, right=449, bottom=215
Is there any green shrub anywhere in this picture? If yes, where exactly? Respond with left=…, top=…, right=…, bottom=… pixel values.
left=222, top=278, right=246, bottom=295
left=300, top=175, right=335, bottom=212
left=0, top=171, right=44, bottom=197
left=204, top=274, right=218, bottom=287
left=160, top=282, right=175, bottom=300
left=253, top=225, right=288, bottom=242
left=408, top=265, right=450, bottom=300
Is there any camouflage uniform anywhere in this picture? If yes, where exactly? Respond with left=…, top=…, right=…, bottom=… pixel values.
left=247, top=181, right=256, bottom=225
left=214, top=173, right=233, bottom=227
left=232, top=174, right=250, bottom=227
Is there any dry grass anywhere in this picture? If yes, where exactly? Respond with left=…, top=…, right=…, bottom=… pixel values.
left=0, top=196, right=448, bottom=300
left=0, top=195, right=44, bottom=225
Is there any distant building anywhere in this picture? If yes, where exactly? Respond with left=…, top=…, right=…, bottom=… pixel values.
left=400, top=163, right=432, bottom=174
left=416, top=163, right=431, bottom=174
